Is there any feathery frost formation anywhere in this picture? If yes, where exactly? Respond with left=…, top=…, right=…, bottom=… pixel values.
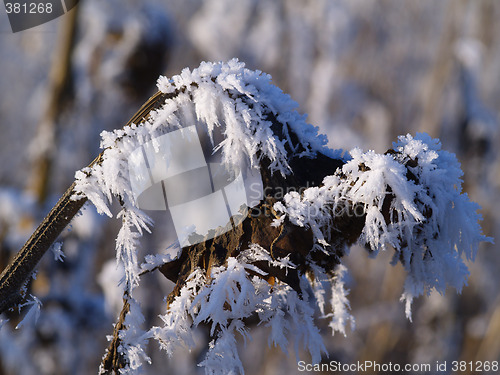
left=73, top=59, right=489, bottom=374
left=74, top=58, right=333, bottom=290
left=275, top=132, right=490, bottom=320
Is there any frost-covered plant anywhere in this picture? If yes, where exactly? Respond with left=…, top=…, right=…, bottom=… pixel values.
left=71, top=59, right=490, bottom=374
left=275, top=133, right=489, bottom=319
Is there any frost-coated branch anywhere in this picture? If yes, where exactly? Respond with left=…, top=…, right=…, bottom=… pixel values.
left=275, top=133, right=493, bottom=319
left=0, top=181, right=87, bottom=314
left=71, top=59, right=490, bottom=374
left=3, top=60, right=491, bottom=375
left=0, top=91, right=170, bottom=315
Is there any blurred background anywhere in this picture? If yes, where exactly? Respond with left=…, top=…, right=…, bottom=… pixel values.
left=0, top=0, right=499, bottom=374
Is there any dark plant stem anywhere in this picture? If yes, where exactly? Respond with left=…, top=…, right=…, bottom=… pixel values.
left=100, top=295, right=131, bottom=374
left=0, top=91, right=169, bottom=315
left=0, top=182, right=87, bottom=314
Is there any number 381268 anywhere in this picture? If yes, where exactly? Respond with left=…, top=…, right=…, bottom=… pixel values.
left=5, top=3, right=53, bottom=14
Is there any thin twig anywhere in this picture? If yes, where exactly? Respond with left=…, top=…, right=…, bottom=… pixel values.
left=0, top=182, right=87, bottom=314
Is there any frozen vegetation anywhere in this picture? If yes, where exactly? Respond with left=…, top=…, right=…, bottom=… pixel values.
left=72, top=60, right=489, bottom=373
left=0, top=1, right=499, bottom=374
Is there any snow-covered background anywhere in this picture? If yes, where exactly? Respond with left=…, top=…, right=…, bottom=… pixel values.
left=0, top=0, right=499, bottom=374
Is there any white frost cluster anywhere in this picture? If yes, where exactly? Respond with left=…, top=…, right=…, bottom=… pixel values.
left=151, top=246, right=337, bottom=374
left=275, top=133, right=491, bottom=320
left=15, top=295, right=42, bottom=330
left=73, top=59, right=348, bottom=373
left=98, top=297, right=151, bottom=375
left=73, top=58, right=333, bottom=290
left=71, top=59, right=489, bottom=373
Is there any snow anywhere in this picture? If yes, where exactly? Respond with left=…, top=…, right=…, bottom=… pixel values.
left=15, top=295, right=42, bottom=330
left=140, top=241, right=182, bottom=273
left=198, top=323, right=245, bottom=375
left=50, top=242, right=65, bottom=262
left=321, top=264, right=355, bottom=336
left=71, top=60, right=490, bottom=373
left=151, top=268, right=205, bottom=356
left=117, top=297, right=152, bottom=374
left=151, top=247, right=331, bottom=373
left=275, top=132, right=492, bottom=320
left=73, top=58, right=339, bottom=292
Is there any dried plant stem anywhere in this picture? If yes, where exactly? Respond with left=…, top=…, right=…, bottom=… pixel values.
left=100, top=296, right=131, bottom=374
left=0, top=91, right=169, bottom=314
left=0, top=182, right=87, bottom=314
